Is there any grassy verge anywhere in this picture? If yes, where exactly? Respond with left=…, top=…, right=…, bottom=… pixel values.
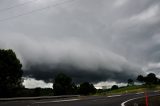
left=97, top=85, right=160, bottom=96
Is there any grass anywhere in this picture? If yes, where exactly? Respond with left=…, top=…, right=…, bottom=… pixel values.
left=97, top=85, right=160, bottom=96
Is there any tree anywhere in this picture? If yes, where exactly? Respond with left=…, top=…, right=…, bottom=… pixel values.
left=111, top=85, right=118, bottom=90
left=137, top=75, right=144, bottom=82
left=0, top=49, right=23, bottom=97
left=33, top=87, right=41, bottom=96
left=145, top=73, right=158, bottom=85
left=53, top=73, right=75, bottom=95
left=127, top=79, right=134, bottom=86
left=78, top=82, right=96, bottom=95
left=137, top=73, right=159, bottom=85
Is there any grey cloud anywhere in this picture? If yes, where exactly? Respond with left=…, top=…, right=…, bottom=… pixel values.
left=0, top=0, right=160, bottom=84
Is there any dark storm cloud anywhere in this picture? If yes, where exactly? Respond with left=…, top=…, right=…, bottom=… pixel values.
left=23, top=63, right=139, bottom=83
left=0, top=0, right=160, bottom=84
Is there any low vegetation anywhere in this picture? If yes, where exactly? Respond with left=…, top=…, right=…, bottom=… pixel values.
left=97, top=73, right=160, bottom=96
left=105, top=85, right=160, bottom=96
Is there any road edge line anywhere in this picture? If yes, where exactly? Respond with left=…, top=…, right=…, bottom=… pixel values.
left=121, top=94, right=160, bottom=106
left=121, top=96, right=145, bottom=106
left=0, top=95, right=80, bottom=101
left=107, top=95, right=121, bottom=98
left=33, top=98, right=80, bottom=104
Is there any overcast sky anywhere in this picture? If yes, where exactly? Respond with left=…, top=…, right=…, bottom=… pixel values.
left=0, top=0, right=160, bottom=88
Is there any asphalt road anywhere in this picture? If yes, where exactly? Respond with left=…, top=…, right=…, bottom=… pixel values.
left=0, top=92, right=159, bottom=106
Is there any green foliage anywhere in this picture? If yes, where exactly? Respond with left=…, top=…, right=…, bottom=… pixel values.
left=137, top=75, right=144, bottom=82
left=127, top=79, right=134, bottom=86
left=106, top=85, right=146, bottom=95
left=137, top=73, right=159, bottom=85
left=15, top=88, right=54, bottom=97
left=53, top=73, right=76, bottom=95
left=78, top=82, right=96, bottom=95
left=145, top=73, right=158, bottom=84
left=111, top=85, right=119, bottom=90
left=33, top=88, right=54, bottom=96
left=0, top=49, right=23, bottom=97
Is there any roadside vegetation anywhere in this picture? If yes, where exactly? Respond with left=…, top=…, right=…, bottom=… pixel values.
left=98, top=85, right=160, bottom=96
left=97, top=73, right=160, bottom=96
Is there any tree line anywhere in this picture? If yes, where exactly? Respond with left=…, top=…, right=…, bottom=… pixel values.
left=1, top=49, right=160, bottom=97
left=126, top=73, right=160, bottom=86
left=137, top=73, right=160, bottom=85
left=53, top=73, right=96, bottom=95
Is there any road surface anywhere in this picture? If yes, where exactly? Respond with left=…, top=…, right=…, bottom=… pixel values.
left=0, top=92, right=159, bottom=106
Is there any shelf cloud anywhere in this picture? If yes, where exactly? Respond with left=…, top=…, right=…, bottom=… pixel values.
left=0, top=0, right=160, bottom=84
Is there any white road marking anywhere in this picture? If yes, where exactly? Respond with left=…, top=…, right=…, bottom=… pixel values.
left=136, top=92, right=144, bottom=94
left=107, top=95, right=121, bottom=98
left=92, top=100, right=98, bottom=102
left=33, top=99, right=80, bottom=104
left=0, top=95, right=80, bottom=101
left=121, top=96, right=144, bottom=106
left=154, top=91, right=160, bottom=92
left=92, top=99, right=106, bottom=102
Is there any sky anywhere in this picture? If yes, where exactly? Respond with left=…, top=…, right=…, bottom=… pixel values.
left=0, top=0, right=160, bottom=88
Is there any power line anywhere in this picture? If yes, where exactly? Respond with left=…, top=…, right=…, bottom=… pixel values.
left=0, top=0, right=76, bottom=22
left=0, top=0, right=38, bottom=12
